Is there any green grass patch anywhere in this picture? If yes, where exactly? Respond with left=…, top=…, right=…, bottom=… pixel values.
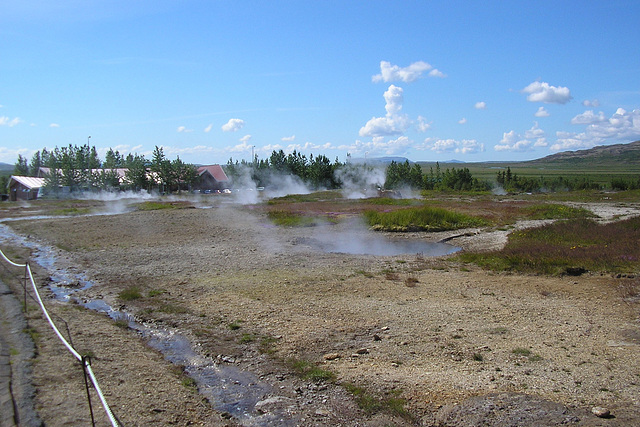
left=288, top=358, right=335, bottom=383
left=523, top=203, right=596, bottom=220
left=51, top=207, right=92, bottom=216
left=136, top=201, right=192, bottom=211
left=364, top=206, right=488, bottom=232
left=343, top=383, right=410, bottom=419
left=512, top=347, right=532, bottom=356
left=239, top=333, right=255, bottom=344
left=267, top=210, right=318, bottom=227
left=267, top=190, right=344, bottom=204
left=228, top=320, right=243, bottom=330
left=118, top=286, right=142, bottom=301
left=147, top=289, right=166, bottom=297
left=259, top=335, right=278, bottom=354
left=460, top=216, right=640, bottom=275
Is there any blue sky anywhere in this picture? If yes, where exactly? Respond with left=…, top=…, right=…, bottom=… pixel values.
left=2, top=0, right=639, bottom=165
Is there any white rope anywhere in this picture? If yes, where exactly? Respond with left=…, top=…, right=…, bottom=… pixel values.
left=0, top=248, right=26, bottom=267
left=24, top=264, right=119, bottom=427
left=0, top=247, right=119, bottom=426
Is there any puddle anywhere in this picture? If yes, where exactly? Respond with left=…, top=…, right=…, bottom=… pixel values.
left=296, top=221, right=460, bottom=256
left=308, top=234, right=459, bottom=256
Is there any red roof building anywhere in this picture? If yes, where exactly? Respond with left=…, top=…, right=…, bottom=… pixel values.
left=196, top=165, right=230, bottom=191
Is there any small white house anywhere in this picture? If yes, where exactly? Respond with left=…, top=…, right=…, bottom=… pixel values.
left=8, top=176, right=46, bottom=201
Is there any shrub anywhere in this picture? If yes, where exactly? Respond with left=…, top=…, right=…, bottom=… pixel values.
left=461, top=216, right=640, bottom=275
left=288, top=358, right=335, bottom=383
left=524, top=204, right=596, bottom=220
left=267, top=210, right=317, bottom=227
left=118, top=286, right=142, bottom=301
left=364, top=206, right=487, bottom=232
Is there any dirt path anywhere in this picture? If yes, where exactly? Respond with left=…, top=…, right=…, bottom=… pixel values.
left=1, top=200, right=639, bottom=425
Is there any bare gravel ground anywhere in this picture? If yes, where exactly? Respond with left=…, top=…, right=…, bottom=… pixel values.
left=2, top=197, right=640, bottom=426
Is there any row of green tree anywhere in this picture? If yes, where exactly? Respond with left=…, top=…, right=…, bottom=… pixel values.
left=225, top=150, right=344, bottom=189
left=496, top=167, right=602, bottom=192
left=13, top=144, right=198, bottom=194
left=384, top=160, right=491, bottom=192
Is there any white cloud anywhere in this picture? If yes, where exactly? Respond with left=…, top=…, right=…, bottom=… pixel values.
left=372, top=61, right=435, bottom=83
left=552, top=108, right=640, bottom=151
left=582, top=99, right=600, bottom=107
left=49, top=123, right=60, bottom=128
left=177, top=126, right=193, bottom=133
left=0, top=116, right=22, bottom=127
left=239, top=134, right=252, bottom=143
left=522, top=81, right=573, bottom=104
left=359, top=85, right=410, bottom=137
left=204, top=123, right=213, bottom=132
left=227, top=140, right=253, bottom=153
left=350, top=136, right=413, bottom=156
left=428, top=69, right=446, bottom=78
left=422, top=138, right=484, bottom=154
left=494, top=122, right=548, bottom=152
left=221, top=118, right=245, bottom=132
left=281, top=135, right=296, bottom=142
left=458, top=117, right=467, bottom=125
left=474, top=101, right=487, bottom=110
left=534, top=106, right=550, bottom=117
left=570, top=110, right=607, bottom=125
left=416, top=116, right=432, bottom=132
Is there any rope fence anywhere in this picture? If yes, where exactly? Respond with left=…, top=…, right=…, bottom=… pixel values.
left=0, top=247, right=120, bottom=427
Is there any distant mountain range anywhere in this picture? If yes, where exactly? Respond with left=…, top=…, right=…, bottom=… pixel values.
left=523, top=140, right=640, bottom=166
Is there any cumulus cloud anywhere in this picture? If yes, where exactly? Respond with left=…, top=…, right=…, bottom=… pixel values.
left=458, top=117, right=467, bottom=125
left=582, top=99, right=600, bottom=108
left=221, top=118, right=245, bottom=132
left=177, top=126, right=193, bottom=133
left=534, top=106, right=550, bottom=117
left=522, top=81, right=572, bottom=104
left=552, top=108, right=640, bottom=151
left=239, top=134, right=252, bottom=143
left=494, top=122, right=548, bottom=152
left=350, top=136, right=413, bottom=156
left=49, top=123, right=60, bottom=128
left=359, top=85, right=410, bottom=137
left=428, top=69, right=446, bottom=78
left=474, top=101, right=487, bottom=110
left=281, top=135, right=296, bottom=142
left=570, top=110, right=607, bottom=125
left=0, top=116, right=21, bottom=127
left=204, top=123, right=213, bottom=132
left=422, top=138, right=484, bottom=154
left=372, top=60, right=435, bottom=83
left=416, top=116, right=432, bottom=132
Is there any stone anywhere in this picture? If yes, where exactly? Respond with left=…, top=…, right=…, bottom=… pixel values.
left=355, top=348, right=369, bottom=354
left=591, top=406, right=610, bottom=418
left=323, top=353, right=340, bottom=361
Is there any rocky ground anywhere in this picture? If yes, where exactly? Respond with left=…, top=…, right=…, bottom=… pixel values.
left=1, top=197, right=639, bottom=426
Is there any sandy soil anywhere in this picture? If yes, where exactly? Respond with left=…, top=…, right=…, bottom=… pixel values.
left=2, top=198, right=640, bottom=426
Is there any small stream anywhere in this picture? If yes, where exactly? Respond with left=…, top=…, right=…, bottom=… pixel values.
left=0, top=223, right=295, bottom=426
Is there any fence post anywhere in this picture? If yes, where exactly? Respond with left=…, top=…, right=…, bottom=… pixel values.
left=81, top=355, right=96, bottom=427
left=23, top=262, right=28, bottom=317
